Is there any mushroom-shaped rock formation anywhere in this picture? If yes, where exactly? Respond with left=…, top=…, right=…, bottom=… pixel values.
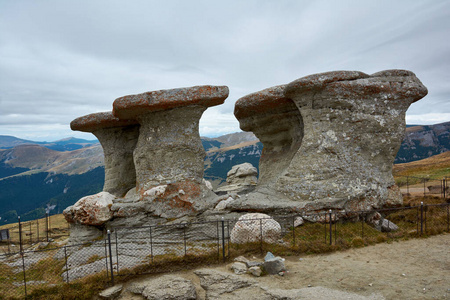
left=277, top=69, right=428, bottom=210
left=70, top=112, right=139, bottom=197
left=113, top=86, right=229, bottom=193
left=234, top=85, right=303, bottom=188
left=112, top=85, right=229, bottom=219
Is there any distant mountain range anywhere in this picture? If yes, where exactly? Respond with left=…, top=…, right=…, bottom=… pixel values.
left=0, top=121, right=449, bottom=224
left=0, top=135, right=99, bottom=151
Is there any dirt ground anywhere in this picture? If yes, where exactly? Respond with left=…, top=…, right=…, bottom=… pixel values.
left=120, top=233, right=449, bottom=300
left=254, top=233, right=450, bottom=300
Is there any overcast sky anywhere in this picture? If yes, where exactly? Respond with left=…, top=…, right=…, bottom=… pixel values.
left=1, top=0, right=449, bottom=141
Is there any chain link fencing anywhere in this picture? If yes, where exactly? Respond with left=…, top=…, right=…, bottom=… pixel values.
left=0, top=213, right=70, bottom=255
left=0, top=203, right=449, bottom=299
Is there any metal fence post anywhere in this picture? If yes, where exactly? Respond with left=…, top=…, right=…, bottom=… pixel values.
left=18, top=216, right=23, bottom=253
left=115, top=231, right=119, bottom=274
left=406, top=176, right=409, bottom=196
left=221, top=217, right=226, bottom=262
left=420, top=202, right=424, bottom=235
left=329, top=210, right=332, bottom=245
left=64, top=246, right=69, bottom=283
left=29, top=221, right=32, bottom=244
left=46, top=213, right=49, bottom=242
left=444, top=178, right=447, bottom=201
left=21, top=250, right=27, bottom=297
left=227, top=220, right=230, bottom=258
left=104, top=235, right=109, bottom=281
left=107, top=230, right=114, bottom=286
left=37, top=219, right=39, bottom=241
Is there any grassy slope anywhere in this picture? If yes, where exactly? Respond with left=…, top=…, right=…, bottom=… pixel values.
left=393, top=151, right=450, bottom=179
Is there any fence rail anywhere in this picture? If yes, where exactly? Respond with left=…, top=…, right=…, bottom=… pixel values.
left=0, top=203, right=449, bottom=299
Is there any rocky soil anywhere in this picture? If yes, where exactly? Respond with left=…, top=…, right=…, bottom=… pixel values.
left=108, top=234, right=449, bottom=300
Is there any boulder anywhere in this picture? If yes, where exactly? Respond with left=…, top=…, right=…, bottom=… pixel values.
left=378, top=218, right=399, bottom=232
left=194, top=269, right=257, bottom=299
left=366, top=212, right=399, bottom=232
left=70, top=112, right=139, bottom=197
left=263, top=257, right=286, bottom=275
left=248, top=266, right=262, bottom=277
left=65, top=223, right=103, bottom=245
left=230, top=213, right=281, bottom=244
left=215, top=163, right=258, bottom=194
left=142, top=275, right=197, bottom=300
left=231, top=262, right=248, bottom=275
left=294, top=216, right=304, bottom=227
left=63, top=191, right=115, bottom=226
left=215, top=196, right=235, bottom=211
left=99, top=284, right=123, bottom=299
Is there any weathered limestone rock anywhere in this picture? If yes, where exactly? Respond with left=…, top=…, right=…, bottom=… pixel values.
left=231, top=262, right=248, bottom=275
left=248, top=266, right=262, bottom=277
left=64, top=223, right=103, bottom=244
left=226, top=163, right=258, bottom=185
left=63, top=191, right=115, bottom=226
left=194, top=269, right=257, bottom=299
left=113, top=85, right=228, bottom=192
left=234, top=70, right=427, bottom=213
left=234, top=86, right=303, bottom=188
left=279, top=70, right=427, bottom=210
left=215, top=163, right=258, bottom=193
left=230, top=213, right=281, bottom=244
left=263, top=257, right=286, bottom=275
left=112, top=86, right=228, bottom=219
left=141, top=275, right=197, bottom=300
left=367, top=212, right=399, bottom=232
left=70, top=112, right=139, bottom=197
left=99, top=284, right=123, bottom=299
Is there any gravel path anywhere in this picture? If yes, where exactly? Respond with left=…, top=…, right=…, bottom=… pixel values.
left=118, top=234, right=450, bottom=299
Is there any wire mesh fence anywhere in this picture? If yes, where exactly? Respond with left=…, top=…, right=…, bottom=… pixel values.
left=0, top=213, right=70, bottom=255
left=0, top=203, right=449, bottom=299
left=395, top=175, right=449, bottom=200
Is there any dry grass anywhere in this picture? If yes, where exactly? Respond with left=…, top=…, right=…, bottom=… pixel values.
left=0, top=196, right=448, bottom=299
left=0, top=214, right=69, bottom=253
left=393, top=151, right=450, bottom=186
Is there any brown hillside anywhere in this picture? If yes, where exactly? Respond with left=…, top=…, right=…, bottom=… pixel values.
left=0, top=144, right=104, bottom=177
left=393, top=150, right=450, bottom=178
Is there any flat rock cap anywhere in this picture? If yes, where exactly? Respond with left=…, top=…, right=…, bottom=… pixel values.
left=285, top=70, right=369, bottom=95
left=234, top=85, right=295, bottom=119
left=113, top=85, right=229, bottom=119
left=70, top=112, right=138, bottom=132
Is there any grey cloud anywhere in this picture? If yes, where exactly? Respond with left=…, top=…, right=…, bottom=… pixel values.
left=0, top=0, right=449, bottom=141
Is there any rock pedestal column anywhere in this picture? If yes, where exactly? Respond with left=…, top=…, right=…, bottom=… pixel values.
left=278, top=70, right=428, bottom=209
left=70, top=112, right=139, bottom=197
left=234, top=85, right=303, bottom=188
left=112, top=85, right=228, bottom=218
